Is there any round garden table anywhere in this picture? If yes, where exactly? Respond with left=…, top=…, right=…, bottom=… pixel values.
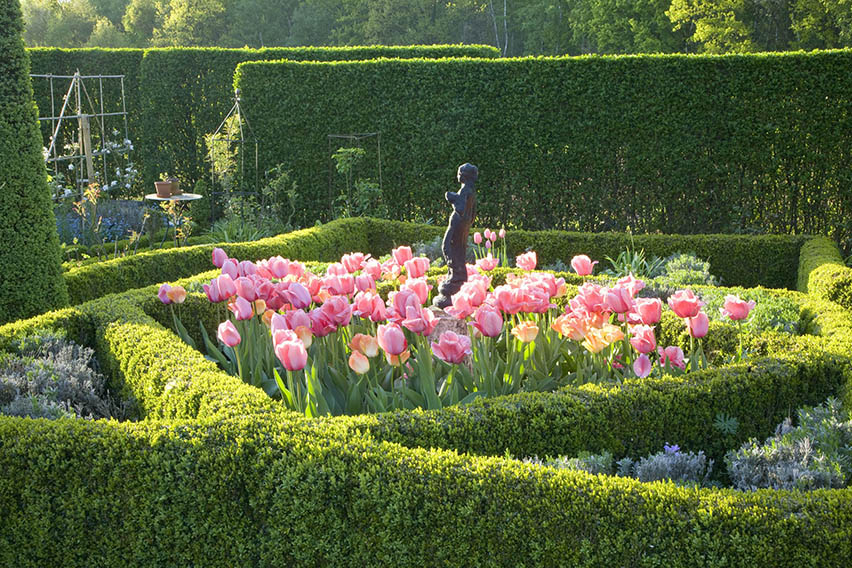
left=144, top=192, right=202, bottom=247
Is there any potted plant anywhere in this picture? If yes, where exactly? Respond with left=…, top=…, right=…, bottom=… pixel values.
left=168, top=176, right=181, bottom=196
left=154, top=175, right=172, bottom=198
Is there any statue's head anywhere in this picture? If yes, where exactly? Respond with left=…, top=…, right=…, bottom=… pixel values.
left=457, top=163, right=478, bottom=185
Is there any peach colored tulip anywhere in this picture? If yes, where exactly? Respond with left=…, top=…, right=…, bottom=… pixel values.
left=350, top=333, right=380, bottom=357
left=349, top=350, right=370, bottom=374
left=385, top=348, right=410, bottom=367
left=293, top=325, right=313, bottom=349
left=511, top=320, right=539, bottom=343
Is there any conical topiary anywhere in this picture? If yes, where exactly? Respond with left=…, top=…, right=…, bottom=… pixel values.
left=0, top=0, right=69, bottom=323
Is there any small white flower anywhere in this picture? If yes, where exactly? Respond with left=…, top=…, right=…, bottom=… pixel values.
left=125, top=183, right=131, bottom=189
left=68, top=163, right=74, bottom=170
left=111, top=180, right=118, bottom=187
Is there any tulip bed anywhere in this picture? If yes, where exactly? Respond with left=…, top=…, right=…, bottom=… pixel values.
left=1, top=218, right=852, bottom=566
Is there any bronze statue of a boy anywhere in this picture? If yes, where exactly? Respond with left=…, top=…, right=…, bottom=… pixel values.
left=433, top=163, right=477, bottom=309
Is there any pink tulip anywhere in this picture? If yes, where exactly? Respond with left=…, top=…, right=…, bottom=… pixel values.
left=498, top=228, right=506, bottom=239
left=320, top=295, right=352, bottom=327
left=402, top=305, right=438, bottom=336
left=470, top=304, right=503, bottom=338
left=402, top=277, right=431, bottom=305
left=721, top=295, right=756, bottom=321
left=629, top=325, right=657, bottom=355
left=308, top=308, right=337, bottom=337
left=485, top=240, right=492, bottom=249
left=326, top=262, right=348, bottom=277
left=280, top=281, right=312, bottom=310
left=274, top=330, right=308, bottom=371
left=431, top=331, right=472, bottom=365
left=633, top=354, right=652, bottom=378
left=476, top=253, right=498, bottom=271
left=270, top=312, right=290, bottom=335
left=221, top=259, right=238, bottom=280
left=362, top=259, right=382, bottom=280
left=353, top=291, right=388, bottom=322
left=217, top=320, right=241, bottom=347
left=489, top=230, right=497, bottom=243
left=392, top=246, right=413, bottom=266
left=484, top=229, right=493, bottom=241
left=616, top=274, right=645, bottom=297
left=687, top=312, right=709, bottom=338
left=377, top=323, right=407, bottom=356
left=285, top=309, right=312, bottom=331
left=204, top=274, right=237, bottom=303
left=570, top=255, right=597, bottom=276
left=474, top=232, right=483, bottom=244
left=667, top=289, right=704, bottom=319
left=234, top=276, right=257, bottom=302
left=634, top=298, right=662, bottom=325
left=211, top=247, right=228, bottom=268
left=355, top=273, right=376, bottom=293
left=158, top=284, right=173, bottom=304
left=388, top=288, right=421, bottom=321
left=658, top=346, right=686, bottom=370
left=605, top=287, right=634, bottom=314
left=238, top=260, right=257, bottom=277
left=572, top=282, right=608, bottom=314
left=267, top=256, right=291, bottom=279
left=444, top=293, right=477, bottom=319
left=404, top=257, right=430, bottom=279
left=341, top=252, right=366, bottom=273
left=323, top=273, right=356, bottom=297
left=516, top=251, right=537, bottom=271
left=229, top=296, right=254, bottom=320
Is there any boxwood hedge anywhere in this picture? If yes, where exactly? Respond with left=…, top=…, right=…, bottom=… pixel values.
left=1, top=221, right=851, bottom=566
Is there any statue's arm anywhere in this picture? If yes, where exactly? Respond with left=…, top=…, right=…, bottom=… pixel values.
left=445, top=190, right=464, bottom=214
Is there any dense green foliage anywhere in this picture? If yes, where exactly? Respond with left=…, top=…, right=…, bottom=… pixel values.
left=20, top=0, right=852, bottom=56
left=26, top=45, right=498, bottom=193
left=237, top=51, right=852, bottom=241
left=0, top=1, right=69, bottom=324
left=2, top=221, right=852, bottom=564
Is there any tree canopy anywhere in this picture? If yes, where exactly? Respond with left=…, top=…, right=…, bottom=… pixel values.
left=20, top=0, right=852, bottom=54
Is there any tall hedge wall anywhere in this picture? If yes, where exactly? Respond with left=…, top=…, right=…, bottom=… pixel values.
left=0, top=1, right=68, bottom=324
left=236, top=51, right=852, bottom=239
left=26, top=45, right=499, bottom=195
left=1, top=222, right=852, bottom=565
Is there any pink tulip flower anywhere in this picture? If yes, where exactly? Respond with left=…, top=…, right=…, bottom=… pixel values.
left=320, top=295, right=352, bottom=327
left=402, top=277, right=431, bottom=305
left=266, top=256, right=291, bottom=279
left=362, top=259, right=382, bottom=280
left=404, top=257, right=430, bottom=279
left=402, top=305, right=439, bottom=336
left=388, top=288, right=421, bottom=321
left=616, top=274, right=645, bottom=297
left=355, top=273, right=376, bottom=293
left=323, top=274, right=356, bottom=297
left=392, top=246, right=413, bottom=266
left=308, top=308, right=337, bottom=337
left=234, top=276, right=257, bottom=302
left=341, top=252, right=366, bottom=273
left=572, top=282, right=608, bottom=314
left=158, top=284, right=173, bottom=304
left=570, top=255, right=598, bottom=276
left=720, top=295, right=756, bottom=321
left=470, top=304, right=503, bottom=338
left=484, top=229, right=493, bottom=241
left=687, top=312, right=709, bottom=338
left=203, top=274, right=237, bottom=303
left=489, top=230, right=497, bottom=243
left=485, top=240, right=492, bottom=250
left=228, top=296, right=254, bottom=321
left=476, top=253, right=498, bottom=271
left=237, top=260, right=257, bottom=277
left=658, top=346, right=686, bottom=370
left=516, top=251, right=537, bottom=271
left=273, top=330, right=308, bottom=371
left=633, top=298, right=662, bottom=325
left=431, top=331, right=472, bottom=365
left=629, top=325, right=657, bottom=354
left=326, top=262, right=348, bottom=276
left=280, top=281, right=312, bottom=310
left=217, top=320, right=241, bottom=347
left=211, top=247, right=228, bottom=268
left=378, top=323, right=407, bottom=356
left=633, top=354, right=652, bottom=378
left=667, top=289, right=704, bottom=319
left=474, top=232, right=483, bottom=244
left=498, top=227, right=506, bottom=239
left=352, top=291, right=388, bottom=322
left=605, top=287, right=634, bottom=314
left=444, top=293, right=477, bottom=319
left=221, top=259, right=238, bottom=280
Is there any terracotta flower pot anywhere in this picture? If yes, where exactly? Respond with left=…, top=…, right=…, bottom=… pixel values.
left=154, top=181, right=172, bottom=198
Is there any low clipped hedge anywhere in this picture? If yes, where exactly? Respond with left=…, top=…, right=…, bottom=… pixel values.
left=798, top=235, right=852, bottom=310
left=2, top=222, right=852, bottom=565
